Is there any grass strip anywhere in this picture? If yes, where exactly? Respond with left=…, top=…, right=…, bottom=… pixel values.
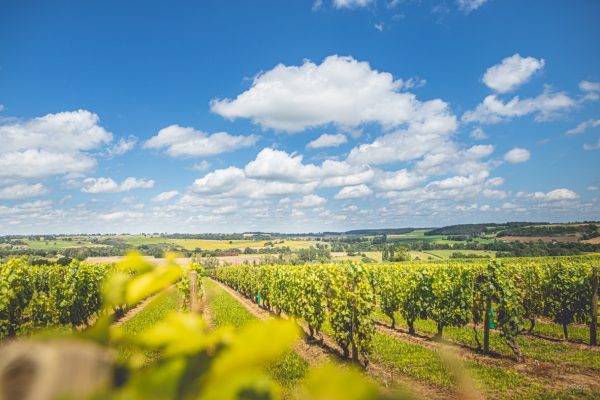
left=118, top=288, right=183, bottom=361
left=373, top=308, right=599, bottom=370
left=203, top=278, right=309, bottom=387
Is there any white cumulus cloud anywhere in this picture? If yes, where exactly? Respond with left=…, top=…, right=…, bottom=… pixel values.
left=145, top=125, right=258, bottom=158
left=296, top=194, right=327, bottom=208
left=333, top=0, right=372, bottom=8
left=518, top=188, right=578, bottom=201
left=211, top=55, right=456, bottom=133
left=307, top=133, right=348, bottom=149
left=374, top=169, right=424, bottom=191
left=0, top=110, right=113, bottom=178
left=482, top=54, right=545, bottom=93
left=106, top=136, right=137, bottom=157
left=579, top=80, right=600, bottom=93
left=99, top=211, right=144, bottom=221
left=504, top=148, right=530, bottom=163
left=0, top=183, right=48, bottom=199
left=151, top=191, right=179, bottom=202
left=470, top=127, right=488, bottom=140
left=334, top=184, right=373, bottom=199
left=462, top=88, right=576, bottom=124
left=244, top=148, right=372, bottom=185
left=81, top=177, right=155, bottom=194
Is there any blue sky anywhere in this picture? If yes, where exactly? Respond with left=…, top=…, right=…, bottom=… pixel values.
left=1, top=0, right=599, bottom=234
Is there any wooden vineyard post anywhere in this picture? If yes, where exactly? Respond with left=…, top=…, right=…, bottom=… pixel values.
left=483, top=298, right=492, bottom=353
left=591, top=266, right=598, bottom=346
left=190, top=271, right=199, bottom=313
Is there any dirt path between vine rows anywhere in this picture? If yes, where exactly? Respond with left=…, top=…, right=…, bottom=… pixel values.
left=199, top=282, right=216, bottom=329
left=209, top=279, right=456, bottom=400
left=112, top=292, right=162, bottom=326
left=374, top=321, right=600, bottom=393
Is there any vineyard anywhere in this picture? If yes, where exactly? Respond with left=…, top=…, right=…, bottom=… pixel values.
left=212, top=256, right=599, bottom=362
left=0, top=254, right=599, bottom=399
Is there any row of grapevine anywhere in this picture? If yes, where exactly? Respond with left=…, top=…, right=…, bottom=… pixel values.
left=213, top=256, right=599, bottom=363
left=377, top=261, right=526, bottom=360
left=0, top=258, right=112, bottom=337
left=213, top=263, right=375, bottom=363
left=378, top=258, right=599, bottom=358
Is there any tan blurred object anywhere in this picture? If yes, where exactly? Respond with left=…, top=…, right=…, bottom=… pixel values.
left=0, top=339, right=112, bottom=400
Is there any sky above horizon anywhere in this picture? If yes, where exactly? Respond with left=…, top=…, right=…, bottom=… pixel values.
left=1, top=0, right=600, bottom=234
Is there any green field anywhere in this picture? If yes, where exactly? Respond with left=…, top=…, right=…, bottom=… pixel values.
left=20, top=238, right=108, bottom=250
left=388, top=229, right=455, bottom=244
left=203, top=278, right=310, bottom=388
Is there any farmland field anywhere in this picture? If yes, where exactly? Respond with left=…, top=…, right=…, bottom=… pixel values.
left=424, top=249, right=497, bottom=258
left=19, top=238, right=109, bottom=250
left=210, top=256, right=600, bottom=399
left=110, top=235, right=319, bottom=251
left=497, top=235, right=580, bottom=243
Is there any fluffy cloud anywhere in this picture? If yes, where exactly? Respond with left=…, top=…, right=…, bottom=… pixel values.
left=0, top=183, right=48, bottom=199
left=346, top=108, right=457, bottom=165
left=543, top=189, right=578, bottom=201
left=106, top=136, right=137, bottom=157
left=462, top=88, right=576, bottom=124
left=517, top=188, right=578, bottom=201
left=245, top=148, right=372, bottom=185
left=99, top=211, right=144, bottom=221
left=189, top=148, right=373, bottom=200
left=144, top=125, right=258, bottom=158
left=151, top=191, right=179, bottom=202
left=565, top=119, right=600, bottom=135
left=190, top=166, right=317, bottom=199
left=504, top=148, right=530, bottom=163
left=579, top=80, right=600, bottom=92
left=426, top=170, right=490, bottom=190
left=245, top=148, right=322, bottom=183
left=335, top=184, right=373, bottom=199
left=374, top=169, right=424, bottom=191
left=0, top=150, right=97, bottom=178
left=81, top=177, right=155, bottom=193
left=482, top=54, right=545, bottom=93
left=192, top=161, right=211, bottom=171
left=0, top=110, right=113, bottom=178
left=296, top=194, right=327, bottom=208
left=417, top=144, right=494, bottom=176
left=457, top=0, right=488, bottom=13
left=470, top=127, right=488, bottom=140
left=0, top=110, right=112, bottom=152
left=211, top=55, right=456, bottom=133
left=307, top=133, right=348, bottom=149
left=333, top=0, right=372, bottom=8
